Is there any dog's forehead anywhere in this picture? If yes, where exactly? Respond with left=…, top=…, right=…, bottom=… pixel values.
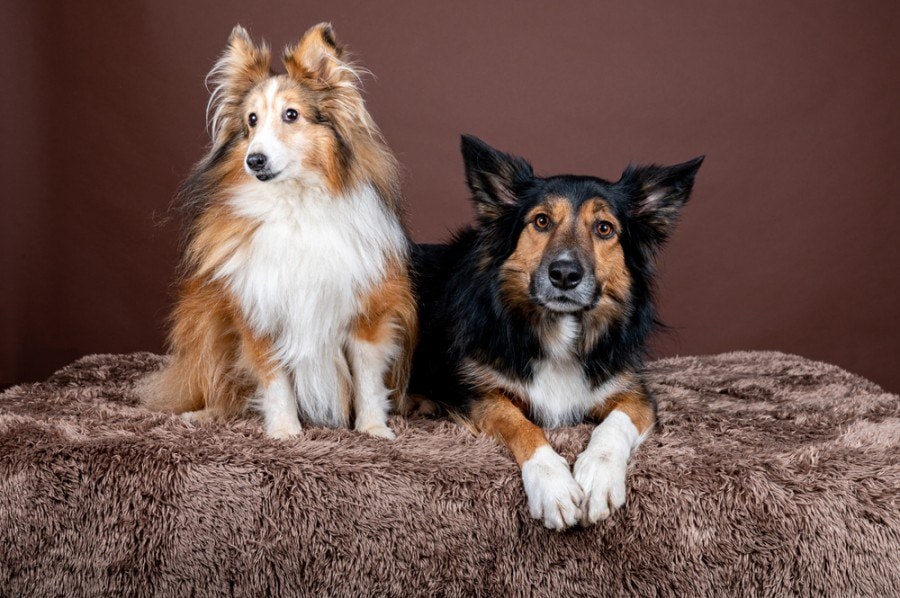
left=535, top=176, right=622, bottom=217
left=247, top=76, right=311, bottom=106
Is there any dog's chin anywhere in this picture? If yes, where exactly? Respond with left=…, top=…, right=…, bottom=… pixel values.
left=244, top=168, right=281, bottom=182
left=254, top=171, right=280, bottom=182
left=535, top=296, right=595, bottom=314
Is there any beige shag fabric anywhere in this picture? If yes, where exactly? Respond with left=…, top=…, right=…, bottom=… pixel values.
left=0, top=351, right=897, bottom=596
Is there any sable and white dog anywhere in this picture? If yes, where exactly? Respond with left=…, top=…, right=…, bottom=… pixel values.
left=140, top=24, right=416, bottom=439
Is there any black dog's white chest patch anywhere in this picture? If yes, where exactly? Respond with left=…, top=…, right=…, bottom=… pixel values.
left=527, top=316, right=624, bottom=428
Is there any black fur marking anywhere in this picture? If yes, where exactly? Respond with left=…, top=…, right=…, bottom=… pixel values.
left=320, top=25, right=337, bottom=50
left=175, top=131, right=241, bottom=249
left=324, top=119, right=353, bottom=175
left=313, top=108, right=329, bottom=124
left=409, top=136, right=703, bottom=415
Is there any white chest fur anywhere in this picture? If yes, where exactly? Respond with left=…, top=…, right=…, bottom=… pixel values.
left=526, top=316, right=625, bottom=428
left=214, top=181, right=406, bottom=425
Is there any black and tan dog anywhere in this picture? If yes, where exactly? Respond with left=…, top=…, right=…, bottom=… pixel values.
left=410, top=136, right=702, bottom=529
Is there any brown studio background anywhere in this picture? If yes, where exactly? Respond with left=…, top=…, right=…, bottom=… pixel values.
left=2, top=1, right=899, bottom=391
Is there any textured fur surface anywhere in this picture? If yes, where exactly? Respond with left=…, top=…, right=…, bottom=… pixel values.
left=2, top=351, right=898, bottom=595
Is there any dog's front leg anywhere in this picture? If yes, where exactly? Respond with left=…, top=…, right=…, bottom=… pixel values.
left=472, top=393, right=583, bottom=530
left=260, top=369, right=303, bottom=439
left=574, top=380, right=655, bottom=524
left=347, top=319, right=400, bottom=440
left=349, top=272, right=415, bottom=440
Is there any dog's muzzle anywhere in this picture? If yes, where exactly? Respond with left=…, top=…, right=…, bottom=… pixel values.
left=246, top=153, right=277, bottom=181
left=532, top=256, right=598, bottom=313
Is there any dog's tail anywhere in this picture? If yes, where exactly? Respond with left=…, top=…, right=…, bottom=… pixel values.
left=136, top=357, right=206, bottom=414
left=138, top=280, right=252, bottom=418
left=137, top=349, right=252, bottom=418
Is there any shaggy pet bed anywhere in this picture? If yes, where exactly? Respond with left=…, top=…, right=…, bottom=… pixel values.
left=0, top=352, right=897, bottom=596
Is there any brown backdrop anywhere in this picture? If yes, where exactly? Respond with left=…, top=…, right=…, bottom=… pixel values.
left=3, top=1, right=899, bottom=391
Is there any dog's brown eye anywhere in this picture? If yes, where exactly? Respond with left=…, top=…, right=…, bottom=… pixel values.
left=595, top=220, right=615, bottom=239
left=248, top=113, right=257, bottom=127
left=533, top=213, right=551, bottom=231
left=283, top=108, right=299, bottom=123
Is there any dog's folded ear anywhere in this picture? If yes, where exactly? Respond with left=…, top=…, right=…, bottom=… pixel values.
left=621, top=156, right=704, bottom=249
left=284, top=23, right=354, bottom=88
left=461, top=135, right=534, bottom=221
left=206, top=25, right=271, bottom=143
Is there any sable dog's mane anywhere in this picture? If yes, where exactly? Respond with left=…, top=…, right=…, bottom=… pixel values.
left=140, top=24, right=416, bottom=433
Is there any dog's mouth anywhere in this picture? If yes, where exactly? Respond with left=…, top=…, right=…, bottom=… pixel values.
left=533, top=283, right=602, bottom=314
left=254, top=170, right=280, bottom=182
left=538, top=295, right=596, bottom=313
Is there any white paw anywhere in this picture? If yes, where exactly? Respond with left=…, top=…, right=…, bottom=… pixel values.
left=573, top=451, right=628, bottom=525
left=357, top=423, right=396, bottom=440
left=180, top=409, right=214, bottom=424
left=520, top=446, right=584, bottom=530
left=180, top=411, right=200, bottom=424
left=264, top=416, right=303, bottom=440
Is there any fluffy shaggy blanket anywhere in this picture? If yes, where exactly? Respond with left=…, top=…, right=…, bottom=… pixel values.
left=0, top=351, right=897, bottom=596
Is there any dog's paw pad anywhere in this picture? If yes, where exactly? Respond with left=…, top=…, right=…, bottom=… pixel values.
left=521, top=446, right=583, bottom=531
left=573, top=452, right=627, bottom=525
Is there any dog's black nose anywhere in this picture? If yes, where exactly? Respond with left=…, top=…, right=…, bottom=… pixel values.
left=548, top=259, right=584, bottom=290
left=246, top=153, right=268, bottom=171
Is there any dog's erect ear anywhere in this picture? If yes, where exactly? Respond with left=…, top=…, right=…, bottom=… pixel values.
left=461, top=135, right=534, bottom=221
left=206, top=25, right=271, bottom=143
left=621, top=155, right=704, bottom=248
left=284, top=23, right=354, bottom=87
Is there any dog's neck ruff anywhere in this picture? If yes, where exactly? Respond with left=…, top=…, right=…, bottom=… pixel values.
left=214, top=179, right=406, bottom=426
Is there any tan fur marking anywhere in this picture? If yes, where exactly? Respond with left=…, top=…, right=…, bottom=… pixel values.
left=588, top=376, right=656, bottom=435
left=305, top=122, right=351, bottom=195
left=283, top=23, right=344, bottom=85
left=142, top=277, right=259, bottom=419
left=471, top=392, right=550, bottom=467
left=188, top=204, right=259, bottom=279
left=578, top=198, right=633, bottom=350
left=208, top=26, right=272, bottom=145
left=579, top=198, right=630, bottom=305
left=233, top=309, right=277, bottom=386
left=335, top=352, right=354, bottom=425
left=461, top=359, right=529, bottom=403
left=351, top=258, right=418, bottom=407
left=500, top=197, right=573, bottom=312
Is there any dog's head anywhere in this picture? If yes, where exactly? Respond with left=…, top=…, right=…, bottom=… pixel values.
left=205, top=24, right=392, bottom=194
left=461, top=135, right=703, bottom=317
